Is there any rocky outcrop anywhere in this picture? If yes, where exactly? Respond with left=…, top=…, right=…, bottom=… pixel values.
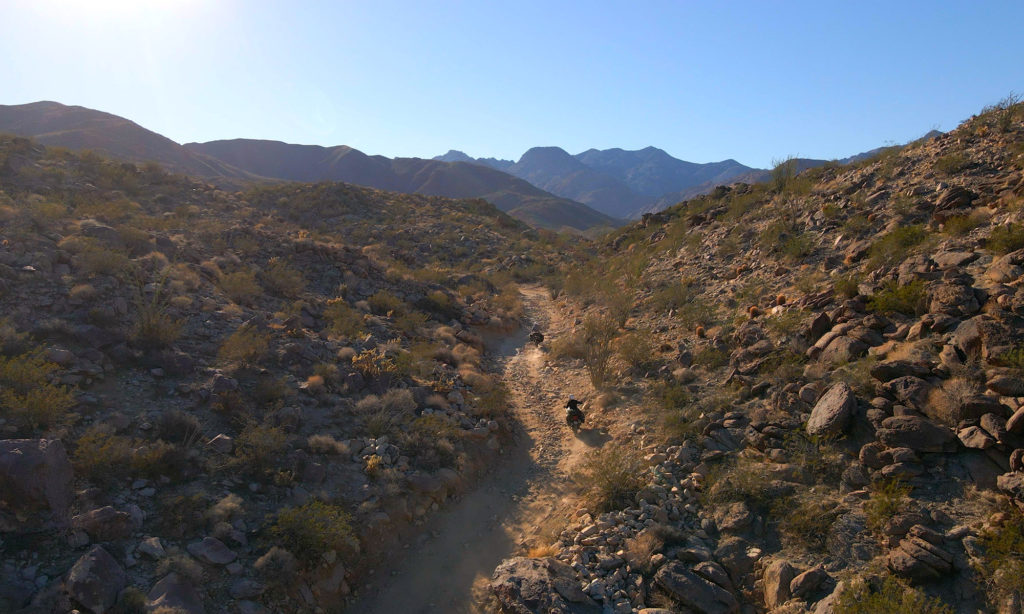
left=147, top=573, right=206, bottom=614
left=64, top=545, right=125, bottom=613
left=491, top=557, right=600, bottom=614
left=654, top=562, right=739, bottom=614
left=0, top=439, right=73, bottom=531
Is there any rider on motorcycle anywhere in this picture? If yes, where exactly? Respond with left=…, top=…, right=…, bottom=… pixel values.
left=564, top=394, right=584, bottom=428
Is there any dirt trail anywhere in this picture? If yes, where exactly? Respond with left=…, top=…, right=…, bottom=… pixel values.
left=348, top=285, right=610, bottom=614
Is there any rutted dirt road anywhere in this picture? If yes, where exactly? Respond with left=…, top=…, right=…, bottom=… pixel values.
left=348, top=285, right=610, bottom=613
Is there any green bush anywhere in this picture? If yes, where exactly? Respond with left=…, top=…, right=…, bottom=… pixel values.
left=693, top=346, right=729, bottom=370
left=0, top=350, right=76, bottom=432
left=986, top=223, right=1024, bottom=255
left=73, top=426, right=133, bottom=484
left=778, top=496, right=840, bottom=552
left=576, top=445, right=647, bottom=512
left=260, top=258, right=305, bottom=298
left=864, top=479, right=911, bottom=533
left=834, top=273, right=862, bottom=299
left=933, top=153, right=970, bottom=175
left=867, top=279, right=928, bottom=316
left=580, top=314, right=618, bottom=389
left=834, top=575, right=952, bottom=614
left=218, top=325, right=270, bottom=367
left=235, top=423, right=288, bottom=471
left=702, top=456, right=778, bottom=512
left=367, top=290, right=406, bottom=316
left=324, top=298, right=366, bottom=338
left=219, top=270, right=261, bottom=304
left=974, top=506, right=1024, bottom=607
left=942, top=214, right=983, bottom=236
left=617, top=330, right=657, bottom=373
left=271, top=500, right=356, bottom=564
left=867, top=225, right=928, bottom=268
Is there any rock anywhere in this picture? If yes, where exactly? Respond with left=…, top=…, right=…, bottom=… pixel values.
left=490, top=557, right=600, bottom=614
left=137, top=537, right=166, bottom=560
left=72, top=506, right=136, bottom=541
left=1008, top=407, right=1024, bottom=435
left=763, top=559, right=796, bottom=609
left=988, top=375, right=1024, bottom=398
left=807, top=382, right=857, bottom=437
left=958, top=426, right=997, bottom=450
left=887, top=530, right=953, bottom=583
left=997, top=472, right=1024, bottom=499
left=693, top=561, right=734, bottom=592
left=877, top=416, right=954, bottom=452
left=981, top=412, right=1008, bottom=443
left=859, top=442, right=888, bottom=469
left=885, top=376, right=932, bottom=410
left=654, top=561, right=739, bottom=614
left=229, top=578, right=264, bottom=599
left=186, top=537, right=237, bottom=565
left=714, top=501, right=753, bottom=533
left=0, top=439, right=73, bottom=531
left=207, top=434, right=234, bottom=454
left=820, top=336, right=868, bottom=364
left=714, top=536, right=759, bottom=581
left=932, top=251, right=978, bottom=269
left=929, top=282, right=980, bottom=317
left=65, top=545, right=125, bottom=614
left=870, top=360, right=931, bottom=382
left=790, top=567, right=829, bottom=598
left=147, top=573, right=205, bottom=614
left=1011, top=449, right=1024, bottom=472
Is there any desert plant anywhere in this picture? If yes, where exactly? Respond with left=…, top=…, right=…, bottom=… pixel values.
left=271, top=500, right=357, bottom=565
left=324, top=297, right=366, bottom=338
left=864, top=478, right=911, bottom=534
left=218, top=325, right=270, bottom=367
left=834, top=273, right=862, bottom=299
left=576, top=445, right=647, bottom=512
left=580, top=313, right=618, bottom=389
left=616, top=329, right=657, bottom=373
left=235, top=422, right=288, bottom=471
left=73, top=426, right=133, bottom=484
left=771, top=156, right=798, bottom=193
left=986, top=222, right=1024, bottom=255
left=0, top=349, right=76, bottom=432
left=702, top=456, right=778, bottom=512
left=933, top=153, right=970, bottom=175
left=867, top=225, right=929, bottom=268
left=974, top=504, right=1024, bottom=608
left=833, top=575, right=952, bottom=614
left=260, top=258, right=305, bottom=298
left=219, top=270, right=261, bottom=305
left=367, top=290, right=406, bottom=316
left=867, top=279, right=928, bottom=315
left=778, top=495, right=840, bottom=552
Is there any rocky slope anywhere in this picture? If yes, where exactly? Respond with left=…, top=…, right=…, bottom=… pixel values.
left=489, top=98, right=1024, bottom=614
left=0, top=135, right=559, bottom=613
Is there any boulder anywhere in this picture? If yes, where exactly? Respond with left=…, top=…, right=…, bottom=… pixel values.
left=887, top=530, right=953, bottom=584
left=491, top=557, right=600, bottom=614
left=763, top=560, right=795, bottom=609
left=147, top=573, right=205, bottom=614
left=1008, top=407, right=1024, bottom=435
left=654, top=562, right=739, bottom=614
left=65, top=545, right=125, bottom=614
left=72, top=506, right=136, bottom=541
left=186, top=537, right=237, bottom=565
left=885, top=376, right=932, bottom=410
left=820, top=336, right=868, bottom=365
left=877, top=416, right=954, bottom=453
left=997, top=472, right=1024, bottom=500
left=714, top=501, right=753, bottom=533
left=988, top=375, right=1024, bottom=398
left=958, top=426, right=996, bottom=450
left=790, top=566, right=829, bottom=598
left=929, top=282, right=980, bottom=317
left=0, top=439, right=73, bottom=531
left=807, top=382, right=857, bottom=437
left=870, top=360, right=931, bottom=382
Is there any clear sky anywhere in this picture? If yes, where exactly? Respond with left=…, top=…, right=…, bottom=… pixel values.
left=2, top=0, right=1023, bottom=169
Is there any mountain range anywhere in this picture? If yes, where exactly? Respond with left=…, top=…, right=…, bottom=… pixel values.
left=0, top=101, right=930, bottom=233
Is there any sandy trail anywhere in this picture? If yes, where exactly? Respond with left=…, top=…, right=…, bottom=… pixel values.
left=348, top=285, right=608, bottom=613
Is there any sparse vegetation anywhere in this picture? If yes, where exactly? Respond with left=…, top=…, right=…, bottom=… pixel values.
left=864, top=479, right=911, bottom=534
left=0, top=349, right=76, bottom=432
left=576, top=445, right=647, bottom=512
left=833, top=575, right=953, bottom=614
left=986, top=222, right=1024, bottom=255
left=867, top=279, right=928, bottom=315
left=271, top=499, right=356, bottom=565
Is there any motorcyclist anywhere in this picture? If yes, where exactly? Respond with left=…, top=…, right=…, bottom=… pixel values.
left=564, top=394, right=584, bottom=427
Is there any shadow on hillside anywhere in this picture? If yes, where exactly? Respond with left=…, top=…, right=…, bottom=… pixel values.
left=575, top=427, right=611, bottom=448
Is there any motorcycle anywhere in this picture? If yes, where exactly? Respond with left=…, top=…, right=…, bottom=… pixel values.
left=529, top=331, right=544, bottom=345
left=565, top=407, right=584, bottom=432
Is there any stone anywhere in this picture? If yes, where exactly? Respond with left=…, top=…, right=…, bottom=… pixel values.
left=859, top=442, right=888, bottom=469
left=186, top=537, right=237, bottom=565
left=997, top=472, right=1024, bottom=499
left=958, top=426, right=996, bottom=450
left=870, top=360, right=931, bottom=382
left=820, top=336, right=868, bottom=365
left=147, top=573, right=205, bottom=614
left=137, top=537, right=166, bottom=560
left=1011, top=449, right=1024, bottom=472
left=980, top=412, right=1008, bottom=443
left=1008, top=407, right=1024, bottom=435
left=714, top=501, right=752, bottom=533
left=885, top=376, right=932, bottom=410
left=693, top=561, right=733, bottom=592
left=877, top=416, right=954, bottom=452
left=0, top=439, right=73, bottom=531
left=490, top=557, right=600, bottom=614
left=988, top=375, right=1024, bottom=397
left=763, top=559, right=796, bottom=609
left=887, top=533, right=953, bottom=584
left=65, top=545, right=125, bottom=614
left=72, top=506, right=136, bottom=541
left=790, top=566, right=829, bottom=598
left=229, top=578, right=264, bottom=600
left=207, top=434, right=234, bottom=454
left=654, top=561, right=739, bottom=614
left=807, top=382, right=857, bottom=437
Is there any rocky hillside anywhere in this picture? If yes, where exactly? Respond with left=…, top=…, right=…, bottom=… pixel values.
left=489, top=97, right=1024, bottom=614
left=0, top=135, right=560, bottom=613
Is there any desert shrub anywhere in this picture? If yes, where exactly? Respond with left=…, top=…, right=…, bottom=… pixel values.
left=702, top=456, right=778, bottom=512
left=576, top=445, right=646, bottom=512
left=324, top=297, right=366, bottom=338
left=307, top=434, right=348, bottom=455
left=73, top=426, right=133, bottom=484
left=271, top=500, right=356, bottom=564
left=395, top=309, right=429, bottom=334
left=778, top=496, right=840, bottom=552
left=260, top=258, right=305, bottom=298
left=219, top=270, right=261, bottom=304
left=471, top=382, right=510, bottom=418
left=942, top=213, right=984, bottom=236
left=580, top=314, right=618, bottom=389
left=549, top=333, right=587, bottom=360
left=693, top=346, right=729, bottom=370
left=829, top=355, right=878, bottom=397
left=834, top=273, right=861, bottom=299
left=78, top=245, right=131, bottom=277
left=235, top=422, right=288, bottom=471
left=252, top=374, right=288, bottom=408
left=111, top=586, right=147, bottom=614
left=254, top=546, right=298, bottom=586
left=933, top=153, right=970, bottom=175
left=867, top=279, right=928, bottom=315
left=207, top=493, right=245, bottom=524
left=0, top=349, right=76, bottom=432
left=833, top=575, right=952, bottom=614
left=0, top=318, right=29, bottom=355
left=780, top=232, right=815, bottom=260
left=156, top=409, right=202, bottom=445
left=974, top=505, right=1024, bottom=607
left=864, top=479, right=911, bottom=533
left=367, top=290, right=405, bottom=316
left=416, top=289, right=459, bottom=320
left=771, top=156, right=798, bottom=193
left=218, top=325, right=270, bottom=367
left=784, top=431, right=844, bottom=484
left=155, top=549, right=205, bottom=581
left=616, top=330, right=657, bottom=373
left=867, top=224, right=928, bottom=268
left=649, top=283, right=693, bottom=313
left=157, top=493, right=208, bottom=539
left=131, top=299, right=182, bottom=349
left=351, top=348, right=398, bottom=391
left=842, top=214, right=871, bottom=236
left=624, top=530, right=664, bottom=575
left=130, top=440, right=187, bottom=480
left=986, top=222, right=1024, bottom=255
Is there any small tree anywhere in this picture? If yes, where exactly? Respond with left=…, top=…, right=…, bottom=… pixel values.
left=581, top=314, right=618, bottom=389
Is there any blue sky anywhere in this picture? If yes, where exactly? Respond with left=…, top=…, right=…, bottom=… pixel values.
left=1, top=0, right=1022, bottom=169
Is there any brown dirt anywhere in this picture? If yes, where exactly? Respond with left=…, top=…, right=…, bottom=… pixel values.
left=347, top=285, right=613, bottom=613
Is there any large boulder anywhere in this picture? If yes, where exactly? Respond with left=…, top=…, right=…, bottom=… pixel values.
left=762, top=559, right=796, bottom=609
left=65, top=545, right=125, bottom=614
left=147, top=573, right=205, bottom=614
left=654, top=562, right=739, bottom=614
left=877, top=416, right=954, bottom=453
left=72, top=506, right=137, bottom=541
left=0, top=439, right=73, bottom=531
left=807, top=383, right=856, bottom=437
left=820, top=336, right=868, bottom=365
left=887, top=526, right=953, bottom=584
left=491, top=557, right=600, bottom=614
